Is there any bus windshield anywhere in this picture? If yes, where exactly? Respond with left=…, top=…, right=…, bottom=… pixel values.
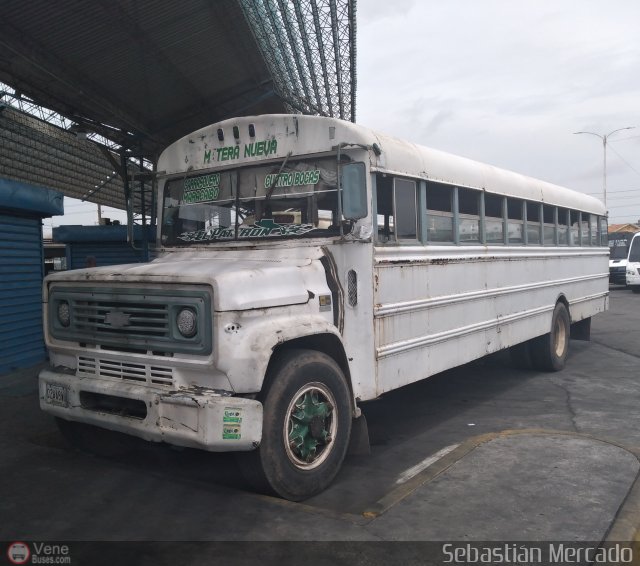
left=609, top=234, right=632, bottom=260
left=161, top=157, right=340, bottom=246
left=629, top=236, right=640, bottom=262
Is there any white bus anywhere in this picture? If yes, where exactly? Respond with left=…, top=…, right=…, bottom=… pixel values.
left=39, top=114, right=609, bottom=500
left=626, top=232, right=640, bottom=292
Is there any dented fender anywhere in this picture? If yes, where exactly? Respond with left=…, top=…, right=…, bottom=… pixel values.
left=214, top=312, right=342, bottom=394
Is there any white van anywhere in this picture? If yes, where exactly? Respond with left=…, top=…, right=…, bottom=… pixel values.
left=626, top=232, right=640, bottom=292
left=609, top=232, right=634, bottom=285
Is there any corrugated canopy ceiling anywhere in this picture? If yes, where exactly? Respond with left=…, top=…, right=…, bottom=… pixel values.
left=0, top=0, right=356, bottom=159
left=0, top=0, right=356, bottom=211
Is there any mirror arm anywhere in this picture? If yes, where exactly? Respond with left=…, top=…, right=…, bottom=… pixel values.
left=337, top=145, right=344, bottom=238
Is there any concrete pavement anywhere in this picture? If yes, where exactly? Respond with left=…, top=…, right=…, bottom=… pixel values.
left=1, top=287, right=639, bottom=563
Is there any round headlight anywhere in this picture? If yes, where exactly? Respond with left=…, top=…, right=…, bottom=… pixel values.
left=57, top=301, right=70, bottom=327
left=177, top=308, right=197, bottom=338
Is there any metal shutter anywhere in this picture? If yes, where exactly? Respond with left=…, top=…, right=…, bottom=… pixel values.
left=0, top=213, right=45, bottom=373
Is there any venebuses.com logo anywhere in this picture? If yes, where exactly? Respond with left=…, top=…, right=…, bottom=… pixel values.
left=6, top=541, right=71, bottom=564
left=7, top=542, right=30, bottom=565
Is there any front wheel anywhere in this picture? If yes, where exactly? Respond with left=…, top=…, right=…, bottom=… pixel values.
left=530, top=302, right=570, bottom=372
left=237, top=349, right=352, bottom=501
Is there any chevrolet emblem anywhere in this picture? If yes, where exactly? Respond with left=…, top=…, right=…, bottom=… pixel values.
left=104, top=309, right=131, bottom=328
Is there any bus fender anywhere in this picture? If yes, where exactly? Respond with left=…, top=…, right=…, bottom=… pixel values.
left=215, top=314, right=344, bottom=394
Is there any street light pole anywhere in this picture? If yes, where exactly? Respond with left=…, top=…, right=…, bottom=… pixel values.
left=573, top=127, right=635, bottom=210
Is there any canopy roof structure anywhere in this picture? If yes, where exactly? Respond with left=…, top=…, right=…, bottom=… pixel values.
left=0, top=0, right=357, bottom=211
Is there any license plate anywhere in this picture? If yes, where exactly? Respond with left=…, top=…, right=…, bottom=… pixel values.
left=46, top=383, right=68, bottom=407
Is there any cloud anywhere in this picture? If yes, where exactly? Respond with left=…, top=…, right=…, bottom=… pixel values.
left=356, top=1, right=640, bottom=221
left=424, top=108, right=455, bottom=135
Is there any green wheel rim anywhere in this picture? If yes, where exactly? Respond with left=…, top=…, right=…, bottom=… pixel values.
left=284, top=382, right=338, bottom=470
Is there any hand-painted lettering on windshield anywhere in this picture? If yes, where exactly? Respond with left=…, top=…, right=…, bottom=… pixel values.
left=177, top=218, right=315, bottom=243
left=264, top=170, right=320, bottom=189
left=182, top=173, right=221, bottom=204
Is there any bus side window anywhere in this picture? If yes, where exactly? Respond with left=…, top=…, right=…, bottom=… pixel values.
left=599, top=216, right=608, bottom=246
left=376, top=174, right=394, bottom=242
left=580, top=214, right=590, bottom=246
left=426, top=182, right=453, bottom=242
left=458, top=188, right=481, bottom=243
left=543, top=205, right=556, bottom=245
left=570, top=210, right=580, bottom=245
left=394, top=178, right=418, bottom=241
left=589, top=214, right=598, bottom=246
left=526, top=201, right=541, bottom=245
left=484, top=193, right=504, bottom=244
left=506, top=198, right=524, bottom=245
left=558, top=208, right=569, bottom=245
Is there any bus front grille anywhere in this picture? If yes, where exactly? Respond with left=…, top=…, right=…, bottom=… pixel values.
left=75, top=300, right=169, bottom=337
left=48, top=286, right=212, bottom=355
left=78, top=356, right=175, bottom=387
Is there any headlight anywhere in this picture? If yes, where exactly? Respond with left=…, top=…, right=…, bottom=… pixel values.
left=176, top=308, right=197, bottom=337
left=57, top=301, right=70, bottom=327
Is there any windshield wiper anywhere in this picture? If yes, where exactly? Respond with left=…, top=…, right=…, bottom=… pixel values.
left=264, top=151, right=293, bottom=207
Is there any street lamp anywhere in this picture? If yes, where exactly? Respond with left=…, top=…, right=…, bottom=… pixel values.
left=573, top=127, right=635, bottom=209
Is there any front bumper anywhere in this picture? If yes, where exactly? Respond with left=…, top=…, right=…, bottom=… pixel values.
left=627, top=270, right=640, bottom=288
left=609, top=267, right=627, bottom=285
left=39, top=368, right=263, bottom=451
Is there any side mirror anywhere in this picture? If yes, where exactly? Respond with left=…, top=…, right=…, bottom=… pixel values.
left=341, top=162, right=367, bottom=220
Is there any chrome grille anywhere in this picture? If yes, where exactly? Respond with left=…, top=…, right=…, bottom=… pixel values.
left=78, top=356, right=174, bottom=387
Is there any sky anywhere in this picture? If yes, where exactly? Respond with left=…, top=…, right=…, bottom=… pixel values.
left=355, top=0, right=640, bottom=224
left=46, top=0, right=640, bottom=234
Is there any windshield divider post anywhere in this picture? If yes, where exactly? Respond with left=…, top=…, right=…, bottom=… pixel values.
left=234, top=170, right=240, bottom=240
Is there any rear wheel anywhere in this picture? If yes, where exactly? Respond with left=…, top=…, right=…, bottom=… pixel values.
left=530, top=302, right=570, bottom=372
left=238, top=349, right=352, bottom=501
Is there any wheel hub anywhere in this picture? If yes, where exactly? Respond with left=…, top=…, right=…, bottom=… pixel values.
left=285, top=384, right=337, bottom=469
left=309, top=415, right=327, bottom=440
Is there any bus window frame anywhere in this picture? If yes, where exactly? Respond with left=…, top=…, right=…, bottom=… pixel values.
left=393, top=177, right=419, bottom=243
left=373, top=173, right=604, bottom=251
left=425, top=180, right=455, bottom=245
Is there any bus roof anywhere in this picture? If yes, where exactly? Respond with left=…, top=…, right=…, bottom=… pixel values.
left=159, top=114, right=605, bottom=215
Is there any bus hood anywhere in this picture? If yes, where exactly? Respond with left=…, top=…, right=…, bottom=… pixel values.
left=45, top=249, right=330, bottom=312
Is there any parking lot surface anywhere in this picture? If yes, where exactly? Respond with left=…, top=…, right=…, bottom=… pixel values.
left=1, top=287, right=639, bottom=562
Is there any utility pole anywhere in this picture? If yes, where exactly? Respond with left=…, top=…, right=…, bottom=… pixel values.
left=574, top=127, right=635, bottom=210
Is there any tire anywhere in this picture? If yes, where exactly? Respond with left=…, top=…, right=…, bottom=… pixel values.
left=530, top=302, right=570, bottom=372
left=631, top=286, right=640, bottom=294
left=237, top=349, right=352, bottom=501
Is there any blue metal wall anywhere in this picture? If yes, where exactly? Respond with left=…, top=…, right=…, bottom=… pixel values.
left=66, top=241, right=150, bottom=270
left=0, top=213, right=45, bottom=373
left=53, top=225, right=155, bottom=269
